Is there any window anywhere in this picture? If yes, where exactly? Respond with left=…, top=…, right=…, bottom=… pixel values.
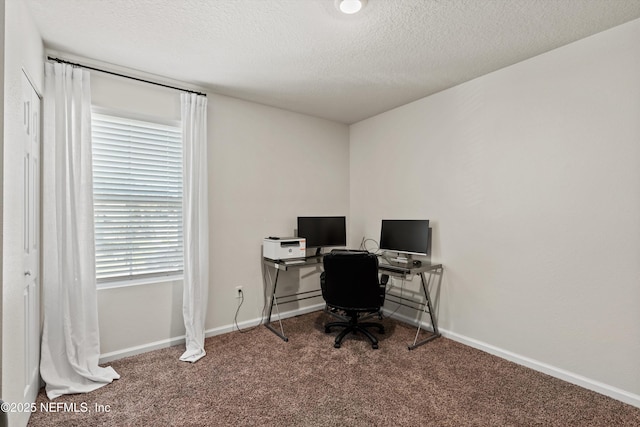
left=91, top=109, right=183, bottom=284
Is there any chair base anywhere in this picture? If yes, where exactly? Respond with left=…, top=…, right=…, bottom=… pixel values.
left=324, top=315, right=385, bottom=349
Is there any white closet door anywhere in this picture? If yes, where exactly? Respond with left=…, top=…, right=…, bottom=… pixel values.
left=22, top=71, right=41, bottom=403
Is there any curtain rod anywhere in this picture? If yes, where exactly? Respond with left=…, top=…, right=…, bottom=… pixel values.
left=47, top=56, right=207, bottom=97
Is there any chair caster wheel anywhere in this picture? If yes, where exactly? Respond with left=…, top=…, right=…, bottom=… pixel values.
left=325, top=327, right=331, bottom=333
left=372, top=344, right=379, bottom=349
left=379, top=328, right=385, bottom=334
left=334, top=343, right=341, bottom=348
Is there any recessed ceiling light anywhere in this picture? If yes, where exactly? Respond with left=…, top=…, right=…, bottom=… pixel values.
left=335, top=0, right=367, bottom=15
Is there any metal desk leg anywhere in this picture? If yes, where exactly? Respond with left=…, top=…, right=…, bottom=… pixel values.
left=264, top=266, right=289, bottom=342
left=408, top=270, right=441, bottom=350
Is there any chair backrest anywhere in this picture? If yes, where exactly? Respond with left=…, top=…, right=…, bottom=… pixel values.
left=321, top=250, right=383, bottom=312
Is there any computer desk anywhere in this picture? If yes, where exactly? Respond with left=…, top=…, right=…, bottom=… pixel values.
left=378, top=259, right=444, bottom=349
left=262, top=254, right=443, bottom=350
left=262, top=255, right=324, bottom=342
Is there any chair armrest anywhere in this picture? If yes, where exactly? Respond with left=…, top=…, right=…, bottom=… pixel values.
left=320, top=271, right=326, bottom=296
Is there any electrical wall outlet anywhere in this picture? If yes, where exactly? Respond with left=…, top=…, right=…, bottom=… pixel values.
left=235, top=286, right=243, bottom=299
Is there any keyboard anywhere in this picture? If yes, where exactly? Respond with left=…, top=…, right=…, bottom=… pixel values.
left=283, top=259, right=305, bottom=265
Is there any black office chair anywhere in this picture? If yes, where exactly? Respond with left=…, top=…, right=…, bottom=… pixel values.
left=321, top=250, right=388, bottom=349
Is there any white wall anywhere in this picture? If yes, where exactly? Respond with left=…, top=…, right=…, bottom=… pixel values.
left=2, top=0, right=43, bottom=425
left=90, top=72, right=350, bottom=356
left=207, top=94, right=349, bottom=330
left=0, top=2, right=6, bottom=412
left=0, top=0, right=5, bottom=401
left=350, top=18, right=640, bottom=402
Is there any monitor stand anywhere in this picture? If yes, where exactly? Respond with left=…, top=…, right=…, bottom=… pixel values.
left=304, top=247, right=324, bottom=259
left=390, top=253, right=411, bottom=264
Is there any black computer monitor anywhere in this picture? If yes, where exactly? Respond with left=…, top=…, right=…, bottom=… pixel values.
left=379, top=219, right=430, bottom=262
left=297, top=216, right=346, bottom=255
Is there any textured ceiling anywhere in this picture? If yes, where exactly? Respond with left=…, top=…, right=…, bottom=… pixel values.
left=26, top=0, right=640, bottom=124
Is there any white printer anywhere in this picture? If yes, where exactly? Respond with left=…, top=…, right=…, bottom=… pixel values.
left=263, top=237, right=306, bottom=260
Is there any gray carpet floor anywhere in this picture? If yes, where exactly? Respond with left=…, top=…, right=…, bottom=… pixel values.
left=28, top=311, right=640, bottom=426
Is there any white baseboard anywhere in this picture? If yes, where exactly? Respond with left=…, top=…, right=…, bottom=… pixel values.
left=99, top=302, right=326, bottom=364
left=383, top=309, right=640, bottom=409
left=442, top=329, right=640, bottom=409
left=100, top=336, right=188, bottom=364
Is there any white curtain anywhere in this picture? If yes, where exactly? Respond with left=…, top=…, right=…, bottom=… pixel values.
left=180, top=93, right=209, bottom=363
left=40, top=62, right=120, bottom=399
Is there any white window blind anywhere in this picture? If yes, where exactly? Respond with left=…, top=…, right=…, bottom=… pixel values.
left=91, top=110, right=183, bottom=283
